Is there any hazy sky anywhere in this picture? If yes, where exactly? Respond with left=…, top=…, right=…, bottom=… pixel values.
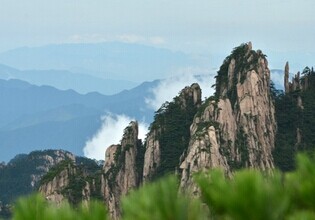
left=0, top=0, right=314, bottom=69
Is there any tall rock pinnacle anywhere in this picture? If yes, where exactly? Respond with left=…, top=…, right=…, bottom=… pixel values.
left=180, top=42, right=277, bottom=193
left=101, top=121, right=144, bottom=219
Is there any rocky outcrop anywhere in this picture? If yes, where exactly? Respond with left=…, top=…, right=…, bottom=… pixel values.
left=285, top=63, right=312, bottom=95
left=30, top=150, right=75, bottom=188
left=0, top=150, right=76, bottom=204
left=39, top=162, right=76, bottom=205
left=38, top=156, right=102, bottom=206
left=178, top=83, right=202, bottom=108
left=101, top=121, right=144, bottom=219
left=180, top=42, right=277, bottom=192
left=143, top=83, right=201, bottom=182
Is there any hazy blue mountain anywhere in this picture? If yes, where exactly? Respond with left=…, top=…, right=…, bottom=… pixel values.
left=0, top=115, right=102, bottom=162
left=0, top=42, right=200, bottom=81
left=0, top=104, right=101, bottom=131
left=0, top=79, right=158, bottom=162
left=0, top=64, right=138, bottom=95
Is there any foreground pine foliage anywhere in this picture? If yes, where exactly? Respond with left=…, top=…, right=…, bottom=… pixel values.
left=8, top=153, right=315, bottom=220
left=195, top=153, right=315, bottom=220
left=121, top=176, right=207, bottom=220
left=13, top=194, right=108, bottom=220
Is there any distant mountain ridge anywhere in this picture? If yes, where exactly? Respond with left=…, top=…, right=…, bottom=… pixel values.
left=0, top=78, right=158, bottom=162
left=0, top=63, right=138, bottom=95
left=0, top=42, right=200, bottom=81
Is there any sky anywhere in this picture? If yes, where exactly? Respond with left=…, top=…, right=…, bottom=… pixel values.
left=0, top=0, right=314, bottom=60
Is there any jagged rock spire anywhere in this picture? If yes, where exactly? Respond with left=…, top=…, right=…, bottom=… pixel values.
left=101, top=121, right=143, bottom=219
left=247, top=41, right=252, bottom=50
left=180, top=43, right=276, bottom=194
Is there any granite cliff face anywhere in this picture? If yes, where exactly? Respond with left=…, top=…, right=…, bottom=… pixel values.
left=101, top=121, right=144, bottom=219
left=180, top=42, right=277, bottom=191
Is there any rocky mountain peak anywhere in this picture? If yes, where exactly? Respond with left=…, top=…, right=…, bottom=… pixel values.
left=180, top=43, right=276, bottom=193
left=38, top=157, right=102, bottom=207
left=178, top=83, right=202, bottom=108
left=121, top=121, right=139, bottom=147
left=101, top=121, right=144, bottom=219
left=215, top=42, right=269, bottom=104
left=284, top=63, right=312, bottom=96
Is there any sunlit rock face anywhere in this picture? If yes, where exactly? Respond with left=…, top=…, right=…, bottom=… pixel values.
left=101, top=121, right=143, bottom=219
left=180, top=42, right=277, bottom=194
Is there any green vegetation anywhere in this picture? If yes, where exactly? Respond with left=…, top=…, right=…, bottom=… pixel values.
left=9, top=153, right=315, bottom=220
left=195, top=96, right=217, bottom=118
left=147, top=91, right=199, bottom=179
left=273, top=67, right=315, bottom=171
left=12, top=194, right=108, bottom=220
left=195, top=153, right=315, bottom=220
left=122, top=176, right=206, bottom=220
left=233, top=126, right=249, bottom=169
left=40, top=159, right=74, bottom=185
left=39, top=155, right=103, bottom=206
left=135, top=140, right=145, bottom=183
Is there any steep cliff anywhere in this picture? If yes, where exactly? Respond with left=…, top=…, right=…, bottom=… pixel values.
left=101, top=121, right=144, bottom=219
left=180, top=42, right=277, bottom=192
left=143, top=83, right=201, bottom=181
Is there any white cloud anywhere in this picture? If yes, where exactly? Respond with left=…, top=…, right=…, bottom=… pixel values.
left=270, top=69, right=284, bottom=90
left=149, top=36, right=166, bottom=45
left=146, top=68, right=216, bottom=110
left=83, top=113, right=148, bottom=161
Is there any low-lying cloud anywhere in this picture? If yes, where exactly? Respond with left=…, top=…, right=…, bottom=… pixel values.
left=83, top=113, right=148, bottom=161
left=84, top=69, right=216, bottom=160
left=146, top=70, right=216, bottom=111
